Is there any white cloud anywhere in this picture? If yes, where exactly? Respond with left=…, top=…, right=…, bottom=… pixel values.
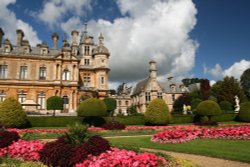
left=0, top=0, right=41, bottom=46
left=37, top=0, right=91, bottom=28
left=86, top=0, right=198, bottom=83
left=223, top=59, right=250, bottom=79
left=205, top=59, right=250, bottom=80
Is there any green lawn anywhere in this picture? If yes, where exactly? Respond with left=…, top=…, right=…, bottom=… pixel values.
left=108, top=136, right=250, bottom=163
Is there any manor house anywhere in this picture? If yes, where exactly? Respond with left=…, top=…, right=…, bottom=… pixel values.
left=0, top=26, right=110, bottom=114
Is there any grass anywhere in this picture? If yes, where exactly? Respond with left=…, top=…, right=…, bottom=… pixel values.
left=108, top=136, right=250, bottom=163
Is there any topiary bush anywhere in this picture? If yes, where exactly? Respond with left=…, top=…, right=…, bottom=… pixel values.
left=144, top=99, right=170, bottom=125
left=77, top=98, right=107, bottom=117
left=0, top=130, right=20, bottom=148
left=219, top=101, right=233, bottom=111
left=47, top=96, right=63, bottom=116
left=239, top=102, right=250, bottom=122
left=196, top=100, right=221, bottom=121
left=103, top=97, right=116, bottom=116
left=102, top=121, right=126, bottom=130
left=0, top=97, right=27, bottom=128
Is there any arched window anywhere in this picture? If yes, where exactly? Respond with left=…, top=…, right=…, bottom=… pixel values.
left=62, top=69, right=70, bottom=81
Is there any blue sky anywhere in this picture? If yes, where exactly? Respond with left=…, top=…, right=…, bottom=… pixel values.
left=1, top=0, right=250, bottom=88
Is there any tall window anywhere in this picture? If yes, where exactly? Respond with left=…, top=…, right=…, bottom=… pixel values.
left=84, top=59, right=90, bottom=66
left=37, top=93, right=46, bottom=110
left=0, top=65, right=8, bottom=79
left=172, top=94, right=175, bottom=102
left=0, top=92, right=6, bottom=102
left=84, top=46, right=90, bottom=55
left=145, top=92, right=151, bottom=102
left=118, top=100, right=121, bottom=106
left=39, top=67, right=46, bottom=80
left=157, top=92, right=162, bottom=99
left=83, top=73, right=91, bottom=87
left=18, top=93, right=26, bottom=103
left=100, top=76, right=105, bottom=85
left=20, top=66, right=28, bottom=79
left=125, top=100, right=129, bottom=106
left=62, top=69, right=70, bottom=81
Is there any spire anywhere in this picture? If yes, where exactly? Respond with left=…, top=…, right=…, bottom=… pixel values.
left=99, top=32, right=104, bottom=46
left=80, top=20, right=88, bottom=43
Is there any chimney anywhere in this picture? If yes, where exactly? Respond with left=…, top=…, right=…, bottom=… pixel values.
left=0, top=28, right=4, bottom=47
left=52, top=32, right=59, bottom=49
left=149, top=60, right=157, bottom=79
left=16, top=29, right=24, bottom=46
left=71, top=30, right=79, bottom=46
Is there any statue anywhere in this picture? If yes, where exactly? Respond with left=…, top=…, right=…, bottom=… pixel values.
left=183, top=104, right=187, bottom=115
left=234, top=95, right=240, bottom=113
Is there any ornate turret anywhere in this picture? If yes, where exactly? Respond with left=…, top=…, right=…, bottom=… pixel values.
left=92, top=33, right=109, bottom=56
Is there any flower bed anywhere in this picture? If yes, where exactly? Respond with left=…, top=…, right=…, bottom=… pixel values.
left=0, top=140, right=170, bottom=167
left=152, top=126, right=250, bottom=144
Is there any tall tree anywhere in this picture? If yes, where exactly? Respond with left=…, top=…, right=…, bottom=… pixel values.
left=200, top=79, right=211, bottom=100
left=211, top=76, right=246, bottom=105
left=240, top=68, right=250, bottom=99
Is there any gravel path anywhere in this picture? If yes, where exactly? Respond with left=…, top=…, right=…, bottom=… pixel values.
left=142, top=148, right=250, bottom=167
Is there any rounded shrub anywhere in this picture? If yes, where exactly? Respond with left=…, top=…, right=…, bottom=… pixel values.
left=219, top=101, right=233, bottom=111
left=239, top=102, right=250, bottom=122
left=0, top=97, right=27, bottom=128
left=196, top=100, right=221, bottom=117
left=191, top=98, right=202, bottom=111
left=77, top=98, right=107, bottom=117
left=144, top=99, right=170, bottom=125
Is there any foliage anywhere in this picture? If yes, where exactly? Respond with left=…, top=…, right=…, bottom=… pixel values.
left=173, top=94, right=191, bottom=112
left=79, top=95, right=90, bottom=102
left=63, top=123, right=90, bottom=145
left=127, top=105, right=138, bottom=115
left=211, top=113, right=237, bottom=122
left=145, top=99, right=170, bottom=125
left=170, top=115, right=194, bottom=124
left=102, top=121, right=126, bottom=130
left=105, top=115, right=145, bottom=125
left=0, top=130, right=20, bottom=148
left=211, top=76, right=246, bottom=104
left=191, top=98, right=202, bottom=111
left=0, top=97, right=27, bottom=128
left=27, top=116, right=82, bottom=127
left=189, top=89, right=201, bottom=100
left=46, top=96, right=63, bottom=110
left=196, top=100, right=221, bottom=118
left=82, top=117, right=106, bottom=127
left=46, top=96, right=63, bottom=116
left=0, top=157, right=46, bottom=167
left=103, top=97, right=116, bottom=114
left=219, top=101, right=233, bottom=111
left=182, top=78, right=202, bottom=87
left=77, top=98, right=107, bottom=117
left=200, top=79, right=211, bottom=100
left=239, top=102, right=250, bottom=122
left=240, top=68, right=250, bottom=99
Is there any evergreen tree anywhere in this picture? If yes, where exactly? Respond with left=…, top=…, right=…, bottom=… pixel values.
left=211, top=76, right=246, bottom=105
left=200, top=79, right=211, bottom=100
left=240, top=68, right=250, bottom=99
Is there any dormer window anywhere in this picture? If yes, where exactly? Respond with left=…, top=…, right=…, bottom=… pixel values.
left=42, top=49, right=47, bottom=55
left=145, top=92, right=151, bottom=102
left=24, top=47, right=30, bottom=54
left=170, top=85, right=176, bottom=92
left=4, top=46, right=10, bottom=53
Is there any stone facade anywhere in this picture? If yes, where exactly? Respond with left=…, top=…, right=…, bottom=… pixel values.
left=0, top=26, right=110, bottom=114
left=131, top=61, right=188, bottom=113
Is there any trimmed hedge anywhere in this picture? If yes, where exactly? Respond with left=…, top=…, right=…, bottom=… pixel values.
left=170, top=115, right=194, bottom=124
left=211, top=113, right=237, bottom=122
left=77, top=98, right=107, bottom=117
left=219, top=101, right=233, bottom=111
left=196, top=100, right=221, bottom=117
left=27, top=116, right=82, bottom=127
left=105, top=116, right=145, bottom=125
